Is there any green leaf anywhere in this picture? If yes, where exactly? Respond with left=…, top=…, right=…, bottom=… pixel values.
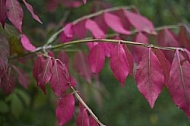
left=0, top=100, right=9, bottom=113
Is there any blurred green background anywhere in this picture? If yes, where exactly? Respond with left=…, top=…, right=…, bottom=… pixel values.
left=0, top=0, right=190, bottom=126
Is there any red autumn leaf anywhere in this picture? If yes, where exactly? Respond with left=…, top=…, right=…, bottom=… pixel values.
left=56, top=94, right=75, bottom=126
left=123, top=10, right=156, bottom=34
left=85, top=19, right=105, bottom=38
left=12, top=65, right=29, bottom=89
left=153, top=49, right=171, bottom=86
left=110, top=42, right=129, bottom=86
left=135, top=48, right=164, bottom=108
left=88, top=44, right=105, bottom=73
left=131, top=32, right=149, bottom=63
left=0, top=34, right=9, bottom=77
left=112, top=10, right=131, bottom=31
left=83, top=0, right=87, bottom=4
left=73, top=51, right=92, bottom=83
left=0, top=0, right=6, bottom=27
left=60, top=23, right=74, bottom=43
left=157, top=28, right=179, bottom=62
left=46, top=0, right=58, bottom=12
left=6, top=0, right=23, bottom=32
left=89, top=116, right=99, bottom=126
left=57, top=51, right=69, bottom=67
left=178, top=24, right=190, bottom=50
left=20, top=34, right=36, bottom=51
left=22, top=0, right=42, bottom=24
left=0, top=67, right=16, bottom=95
left=73, top=19, right=86, bottom=39
left=37, top=57, right=53, bottom=93
left=100, top=42, right=115, bottom=57
left=93, top=14, right=108, bottom=34
left=33, top=55, right=44, bottom=82
left=168, top=50, right=190, bottom=118
left=123, top=45, right=134, bottom=76
left=50, top=59, right=71, bottom=97
left=104, top=12, right=130, bottom=35
left=60, top=0, right=82, bottom=8
left=76, top=103, right=89, bottom=126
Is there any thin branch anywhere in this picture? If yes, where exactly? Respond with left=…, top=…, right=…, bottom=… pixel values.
left=69, top=85, right=106, bottom=126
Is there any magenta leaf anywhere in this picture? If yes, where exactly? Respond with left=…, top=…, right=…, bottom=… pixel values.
left=178, top=25, right=190, bottom=50
left=56, top=94, right=75, bottom=126
left=135, top=48, right=164, bottom=108
left=60, top=23, right=74, bottom=43
left=0, top=0, right=6, bottom=27
left=50, top=59, right=71, bottom=97
left=20, top=34, right=36, bottom=51
left=131, top=32, right=149, bottom=63
left=89, top=116, right=99, bottom=126
left=12, top=65, right=29, bottom=89
left=73, top=51, right=92, bottom=83
left=46, top=0, right=58, bottom=12
left=88, top=44, right=105, bottom=73
left=0, top=68, right=16, bottom=95
left=153, top=49, right=171, bottom=86
left=83, top=0, right=87, bottom=4
left=37, top=57, right=53, bottom=93
left=33, top=55, right=44, bottom=82
left=22, top=0, right=42, bottom=24
left=6, top=0, right=23, bottom=32
left=93, top=14, right=108, bottom=34
left=124, top=10, right=156, bottom=34
left=168, top=50, right=190, bottom=118
left=85, top=19, right=105, bottom=38
left=157, top=28, right=179, bottom=62
left=76, top=103, right=89, bottom=126
left=0, top=34, right=9, bottom=77
left=123, top=45, right=134, bottom=76
left=73, top=19, right=86, bottom=39
left=104, top=12, right=130, bottom=35
left=110, top=42, right=129, bottom=86
left=57, top=51, right=69, bottom=67
left=101, top=42, right=115, bottom=57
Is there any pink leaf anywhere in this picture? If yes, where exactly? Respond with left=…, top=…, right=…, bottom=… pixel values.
left=22, top=0, right=42, bottom=24
left=50, top=59, right=71, bottom=97
left=0, top=0, right=6, bottom=27
left=12, top=65, right=29, bottom=89
left=56, top=94, right=75, bottom=126
left=38, top=57, right=53, bottom=93
left=131, top=32, right=149, bottom=63
left=76, top=103, right=89, bottom=126
left=33, top=55, right=44, bottom=82
left=60, top=23, right=74, bottom=43
left=123, top=45, right=134, bottom=76
left=89, top=116, right=99, bottom=126
left=168, top=50, right=190, bottom=118
left=124, top=10, right=156, bottom=34
left=100, top=42, right=115, bottom=57
left=6, top=0, right=23, bottom=32
left=153, top=49, right=171, bottom=86
left=20, top=34, right=36, bottom=51
left=157, top=28, right=179, bottom=62
left=178, top=25, right=190, bottom=50
left=73, top=51, right=92, bottom=83
left=0, top=68, right=16, bottom=95
left=73, top=19, right=86, bottom=39
left=85, top=19, right=105, bottom=38
left=135, top=48, right=164, bottom=108
left=110, top=42, right=129, bottom=86
left=57, top=51, right=69, bottom=67
left=104, top=12, right=130, bottom=35
left=88, top=44, right=105, bottom=73
left=46, top=0, right=58, bottom=12
left=83, top=0, right=87, bottom=4
left=93, top=14, right=108, bottom=34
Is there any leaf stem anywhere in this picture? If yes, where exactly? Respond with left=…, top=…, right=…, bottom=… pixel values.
left=69, top=85, right=106, bottom=126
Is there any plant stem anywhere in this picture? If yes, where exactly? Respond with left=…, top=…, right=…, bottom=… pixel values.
left=70, top=85, right=106, bottom=126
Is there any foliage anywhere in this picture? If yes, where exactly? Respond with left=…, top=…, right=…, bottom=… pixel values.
left=0, top=0, right=190, bottom=125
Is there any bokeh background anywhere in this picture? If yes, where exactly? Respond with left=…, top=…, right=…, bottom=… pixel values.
left=0, top=0, right=190, bottom=125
